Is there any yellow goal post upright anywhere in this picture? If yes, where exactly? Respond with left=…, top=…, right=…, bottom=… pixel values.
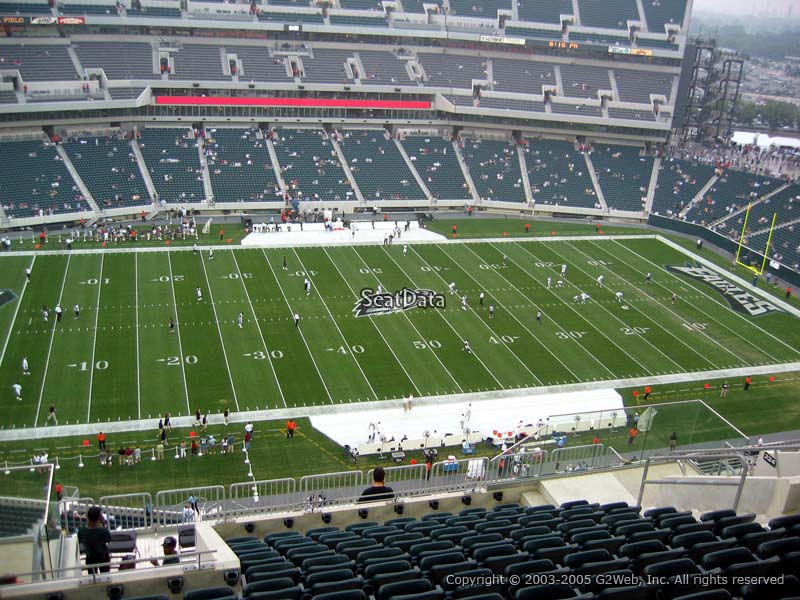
left=734, top=203, right=778, bottom=276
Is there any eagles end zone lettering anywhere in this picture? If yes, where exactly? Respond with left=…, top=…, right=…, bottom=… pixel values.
left=666, top=265, right=782, bottom=317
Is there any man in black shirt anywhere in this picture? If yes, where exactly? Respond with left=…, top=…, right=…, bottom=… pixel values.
left=77, top=506, right=111, bottom=574
left=358, top=467, right=395, bottom=502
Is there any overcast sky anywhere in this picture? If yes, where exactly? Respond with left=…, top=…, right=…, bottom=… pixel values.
left=692, top=0, right=800, bottom=18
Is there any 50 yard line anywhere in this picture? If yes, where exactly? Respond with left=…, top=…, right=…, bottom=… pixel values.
left=166, top=251, right=191, bottom=415
left=199, top=251, right=239, bottom=411
left=33, top=255, right=71, bottom=427
left=0, top=255, right=35, bottom=370
left=86, top=254, right=104, bottom=422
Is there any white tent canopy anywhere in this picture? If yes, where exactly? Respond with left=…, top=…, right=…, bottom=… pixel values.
left=732, top=131, right=800, bottom=150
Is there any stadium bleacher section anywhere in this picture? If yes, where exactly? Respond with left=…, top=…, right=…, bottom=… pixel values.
left=607, top=107, right=657, bottom=121
left=231, top=46, right=291, bottom=83
left=0, top=44, right=79, bottom=82
left=491, top=58, right=556, bottom=95
left=591, top=144, right=653, bottom=212
left=357, top=50, right=413, bottom=85
left=400, top=0, right=443, bottom=13
left=127, top=5, right=180, bottom=17
left=550, top=103, right=603, bottom=117
left=641, top=0, right=687, bottom=33
left=108, top=86, right=145, bottom=100
left=59, top=3, right=117, bottom=15
left=337, top=129, right=426, bottom=201
left=614, top=70, right=673, bottom=104
left=558, top=65, right=611, bottom=99
left=637, top=37, right=680, bottom=51
left=418, top=53, right=487, bottom=88
left=221, top=502, right=800, bottom=600
left=173, top=44, right=227, bottom=80
left=447, top=0, right=511, bottom=19
left=0, top=89, right=17, bottom=104
left=516, top=0, right=572, bottom=24
left=204, top=128, right=280, bottom=203
left=459, top=137, right=526, bottom=203
left=685, top=170, right=784, bottom=226
left=339, top=0, right=383, bottom=9
left=300, top=49, right=355, bottom=84
left=401, top=135, right=472, bottom=200
left=525, top=139, right=599, bottom=209
left=63, top=135, right=150, bottom=210
left=72, top=41, right=155, bottom=80
left=0, top=0, right=51, bottom=13
left=577, top=0, right=640, bottom=29
left=272, top=128, right=354, bottom=201
left=504, top=26, right=563, bottom=40
left=0, top=139, right=88, bottom=218
left=329, top=13, right=388, bottom=27
left=651, top=158, right=716, bottom=217
left=136, top=128, right=206, bottom=204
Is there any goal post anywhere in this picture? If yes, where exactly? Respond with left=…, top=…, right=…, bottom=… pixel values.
left=734, top=204, right=777, bottom=276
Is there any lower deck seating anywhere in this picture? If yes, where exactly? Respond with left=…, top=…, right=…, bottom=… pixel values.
left=591, top=144, right=654, bottom=212
left=459, top=138, right=526, bottom=203
left=204, top=128, right=279, bottom=202
left=0, top=139, right=88, bottom=218
left=400, top=136, right=471, bottom=200
left=524, top=139, right=598, bottom=209
left=137, top=128, right=206, bottom=203
left=651, top=158, right=716, bottom=217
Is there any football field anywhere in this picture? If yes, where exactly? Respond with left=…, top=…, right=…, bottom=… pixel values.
left=1, top=235, right=799, bottom=431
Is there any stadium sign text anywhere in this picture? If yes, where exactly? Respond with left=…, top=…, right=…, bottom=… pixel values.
left=666, top=265, right=782, bottom=317
left=353, top=288, right=445, bottom=318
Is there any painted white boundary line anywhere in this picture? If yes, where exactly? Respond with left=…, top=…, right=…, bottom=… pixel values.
left=134, top=254, right=142, bottom=420
left=86, top=254, right=104, bottom=422
left=166, top=252, right=191, bottom=415
left=0, top=255, right=35, bottom=370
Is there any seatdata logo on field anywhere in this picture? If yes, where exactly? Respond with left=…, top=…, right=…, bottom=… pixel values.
left=666, top=265, right=782, bottom=317
left=353, top=288, right=446, bottom=317
left=0, top=289, right=18, bottom=310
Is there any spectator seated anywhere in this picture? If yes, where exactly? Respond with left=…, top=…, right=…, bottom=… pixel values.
left=651, top=158, right=715, bottom=217
left=685, top=170, right=783, bottom=226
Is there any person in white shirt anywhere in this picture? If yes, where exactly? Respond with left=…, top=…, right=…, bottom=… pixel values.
left=12, top=382, right=22, bottom=401
left=596, top=275, right=604, bottom=287
left=21, top=357, right=29, bottom=376
left=615, top=291, right=624, bottom=302
left=196, top=287, right=202, bottom=301
left=74, top=304, right=80, bottom=318
left=237, top=312, right=243, bottom=328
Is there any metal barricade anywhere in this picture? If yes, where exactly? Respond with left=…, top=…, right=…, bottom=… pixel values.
left=228, top=478, right=298, bottom=518
left=57, top=497, right=95, bottom=534
left=154, top=486, right=225, bottom=527
left=99, top=493, right=153, bottom=531
left=546, top=444, right=622, bottom=474
left=488, top=448, right=548, bottom=481
left=298, top=471, right=364, bottom=509
left=427, top=457, right=488, bottom=494
left=368, top=464, right=428, bottom=498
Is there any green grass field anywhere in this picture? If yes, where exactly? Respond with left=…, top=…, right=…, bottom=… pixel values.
left=1, top=235, right=799, bottom=428
left=2, top=218, right=800, bottom=499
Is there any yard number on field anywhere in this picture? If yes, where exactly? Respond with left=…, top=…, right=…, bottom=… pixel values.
left=555, top=331, right=588, bottom=340
left=413, top=339, right=442, bottom=349
left=158, top=355, right=198, bottom=365
left=223, top=273, right=253, bottom=280
left=244, top=350, right=284, bottom=359
left=68, top=361, right=109, bottom=370
left=325, top=345, right=365, bottom=354
left=490, top=335, right=519, bottom=344
left=81, top=278, right=111, bottom=285
left=682, top=322, right=709, bottom=331
left=620, top=326, right=650, bottom=335
left=154, top=275, right=184, bottom=282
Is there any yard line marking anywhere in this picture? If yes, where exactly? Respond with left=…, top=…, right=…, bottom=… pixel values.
left=260, top=249, right=334, bottom=404
left=199, top=251, right=239, bottom=411
left=34, top=255, right=71, bottom=427
left=453, top=243, right=609, bottom=380
left=350, top=246, right=464, bottom=394
left=610, top=239, right=796, bottom=361
left=0, top=254, right=35, bottom=370
left=383, top=247, right=505, bottom=389
left=322, top=247, right=421, bottom=397
left=134, top=254, right=141, bottom=420
left=166, top=252, right=191, bottom=414
left=86, top=254, right=104, bottom=422
left=230, top=250, right=286, bottom=408
left=500, top=242, right=658, bottom=376
left=411, top=244, right=545, bottom=385
left=561, top=240, right=734, bottom=368
left=291, top=249, right=379, bottom=402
